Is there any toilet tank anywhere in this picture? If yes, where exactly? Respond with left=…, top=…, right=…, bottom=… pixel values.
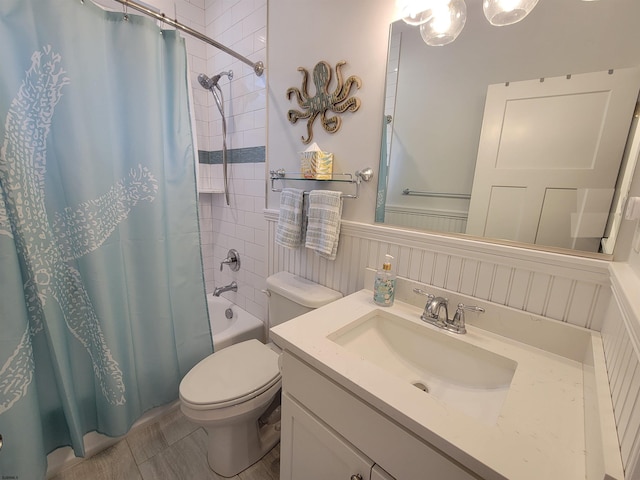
left=266, top=272, right=342, bottom=327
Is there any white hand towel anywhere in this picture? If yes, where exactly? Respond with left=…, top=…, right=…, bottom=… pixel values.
left=305, top=190, right=342, bottom=260
left=275, top=188, right=305, bottom=249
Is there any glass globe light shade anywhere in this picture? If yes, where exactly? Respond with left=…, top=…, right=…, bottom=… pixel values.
left=419, top=0, right=467, bottom=47
left=400, top=0, right=434, bottom=25
left=483, top=0, right=539, bottom=26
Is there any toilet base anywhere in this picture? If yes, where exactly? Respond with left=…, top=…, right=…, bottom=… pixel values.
left=180, top=382, right=282, bottom=478
left=205, top=420, right=280, bottom=477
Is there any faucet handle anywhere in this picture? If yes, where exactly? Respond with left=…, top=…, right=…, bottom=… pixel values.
left=413, top=287, right=435, bottom=301
left=451, top=303, right=485, bottom=334
left=460, top=304, right=485, bottom=313
left=220, top=249, right=241, bottom=272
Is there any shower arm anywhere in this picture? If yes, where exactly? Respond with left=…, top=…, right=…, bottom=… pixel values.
left=113, top=0, right=264, bottom=77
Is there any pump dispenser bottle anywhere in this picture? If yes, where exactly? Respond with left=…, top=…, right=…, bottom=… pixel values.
left=373, top=254, right=396, bottom=307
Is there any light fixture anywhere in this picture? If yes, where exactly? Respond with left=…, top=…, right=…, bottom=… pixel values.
left=400, top=0, right=435, bottom=25
left=419, top=0, right=467, bottom=46
left=397, top=0, right=541, bottom=46
left=483, top=0, right=539, bottom=26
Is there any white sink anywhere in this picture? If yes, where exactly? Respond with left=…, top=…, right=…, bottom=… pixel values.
left=328, top=309, right=517, bottom=424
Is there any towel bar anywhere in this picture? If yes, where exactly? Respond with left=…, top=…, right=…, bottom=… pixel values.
left=270, top=168, right=373, bottom=199
left=402, top=189, right=471, bottom=199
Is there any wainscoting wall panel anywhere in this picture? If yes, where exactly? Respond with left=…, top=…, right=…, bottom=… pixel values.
left=603, top=264, right=640, bottom=478
left=266, top=212, right=611, bottom=329
left=383, top=206, right=468, bottom=233
left=267, top=211, right=640, bottom=478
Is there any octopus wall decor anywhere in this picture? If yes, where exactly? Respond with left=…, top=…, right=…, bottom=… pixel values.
left=286, top=60, right=362, bottom=144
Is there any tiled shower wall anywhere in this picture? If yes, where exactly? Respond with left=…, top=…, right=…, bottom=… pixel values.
left=199, top=162, right=268, bottom=321
left=196, top=0, right=268, bottom=319
left=200, top=0, right=266, bottom=153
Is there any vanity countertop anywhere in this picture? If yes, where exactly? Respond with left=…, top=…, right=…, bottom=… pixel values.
left=270, top=287, right=620, bottom=480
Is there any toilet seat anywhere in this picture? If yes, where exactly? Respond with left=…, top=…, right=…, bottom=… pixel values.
left=179, top=339, right=280, bottom=410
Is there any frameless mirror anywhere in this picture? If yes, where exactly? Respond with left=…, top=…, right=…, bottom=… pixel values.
left=377, top=0, right=640, bottom=257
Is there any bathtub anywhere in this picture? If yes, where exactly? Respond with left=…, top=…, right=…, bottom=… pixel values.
left=207, top=294, right=264, bottom=351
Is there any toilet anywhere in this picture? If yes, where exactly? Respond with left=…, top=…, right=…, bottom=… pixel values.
left=179, top=271, right=342, bottom=477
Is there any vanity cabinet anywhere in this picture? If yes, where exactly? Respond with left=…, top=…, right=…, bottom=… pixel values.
left=279, top=352, right=479, bottom=480
left=280, top=393, right=394, bottom=480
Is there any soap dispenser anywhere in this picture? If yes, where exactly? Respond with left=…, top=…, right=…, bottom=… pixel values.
left=373, top=254, right=396, bottom=307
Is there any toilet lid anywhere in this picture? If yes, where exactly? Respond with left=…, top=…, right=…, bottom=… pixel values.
left=180, top=340, right=280, bottom=408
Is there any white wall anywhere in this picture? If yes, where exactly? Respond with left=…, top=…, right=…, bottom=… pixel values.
left=266, top=0, right=395, bottom=222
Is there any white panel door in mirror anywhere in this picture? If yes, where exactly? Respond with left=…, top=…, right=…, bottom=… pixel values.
left=467, top=67, right=640, bottom=252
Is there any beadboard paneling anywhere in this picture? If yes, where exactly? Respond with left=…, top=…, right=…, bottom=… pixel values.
left=604, top=264, right=640, bottom=478
left=266, top=211, right=611, bottom=329
left=383, top=206, right=467, bottom=234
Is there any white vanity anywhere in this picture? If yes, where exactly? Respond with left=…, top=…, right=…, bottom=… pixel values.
left=270, top=274, right=624, bottom=480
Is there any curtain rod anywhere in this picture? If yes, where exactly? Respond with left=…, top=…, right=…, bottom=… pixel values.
left=113, top=0, right=264, bottom=77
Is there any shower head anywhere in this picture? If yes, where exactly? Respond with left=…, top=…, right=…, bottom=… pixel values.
left=198, top=71, right=233, bottom=90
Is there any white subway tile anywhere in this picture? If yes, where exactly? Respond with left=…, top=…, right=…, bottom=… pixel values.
left=235, top=224, right=255, bottom=243
left=177, top=1, right=205, bottom=27
left=231, top=0, right=253, bottom=26
left=243, top=4, right=265, bottom=37
left=253, top=27, right=266, bottom=52
left=242, top=127, right=265, bottom=148
left=189, top=0, right=206, bottom=9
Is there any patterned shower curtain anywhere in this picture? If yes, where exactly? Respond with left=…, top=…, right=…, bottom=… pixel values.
left=0, top=0, right=212, bottom=478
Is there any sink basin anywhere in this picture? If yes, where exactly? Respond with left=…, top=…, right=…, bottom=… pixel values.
left=327, top=309, right=517, bottom=424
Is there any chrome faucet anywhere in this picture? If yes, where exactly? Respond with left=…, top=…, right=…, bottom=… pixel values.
left=213, top=281, right=238, bottom=297
left=413, top=288, right=484, bottom=334
left=425, top=296, right=449, bottom=324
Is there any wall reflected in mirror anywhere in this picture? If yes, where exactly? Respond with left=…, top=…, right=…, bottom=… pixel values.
left=377, top=0, right=640, bottom=256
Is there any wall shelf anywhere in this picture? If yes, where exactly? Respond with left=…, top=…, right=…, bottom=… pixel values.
left=270, top=167, right=373, bottom=199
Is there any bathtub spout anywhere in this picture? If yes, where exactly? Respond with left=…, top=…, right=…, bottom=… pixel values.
left=213, top=281, right=238, bottom=297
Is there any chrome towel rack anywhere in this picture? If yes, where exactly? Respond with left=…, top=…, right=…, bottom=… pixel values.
left=402, top=188, right=471, bottom=199
left=270, top=167, right=373, bottom=199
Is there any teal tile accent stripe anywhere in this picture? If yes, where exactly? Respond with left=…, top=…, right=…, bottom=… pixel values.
left=198, top=146, right=265, bottom=164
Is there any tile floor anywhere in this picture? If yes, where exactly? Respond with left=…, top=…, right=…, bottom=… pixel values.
left=49, top=407, right=280, bottom=480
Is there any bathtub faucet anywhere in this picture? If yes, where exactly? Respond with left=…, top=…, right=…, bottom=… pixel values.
left=213, top=281, right=238, bottom=297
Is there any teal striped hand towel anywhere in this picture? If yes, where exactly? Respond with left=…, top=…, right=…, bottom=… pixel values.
left=275, top=188, right=305, bottom=248
left=305, top=190, right=342, bottom=260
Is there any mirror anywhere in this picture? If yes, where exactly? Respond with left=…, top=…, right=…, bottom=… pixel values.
left=378, top=0, right=640, bottom=257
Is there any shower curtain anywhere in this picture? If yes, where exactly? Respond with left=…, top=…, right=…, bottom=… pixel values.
left=0, top=0, right=212, bottom=478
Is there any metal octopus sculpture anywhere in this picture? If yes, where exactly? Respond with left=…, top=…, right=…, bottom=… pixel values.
left=287, top=60, right=362, bottom=144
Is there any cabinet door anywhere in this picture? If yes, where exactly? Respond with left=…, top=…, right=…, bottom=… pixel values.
left=280, top=393, right=373, bottom=480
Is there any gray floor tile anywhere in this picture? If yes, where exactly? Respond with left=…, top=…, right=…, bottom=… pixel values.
left=238, top=444, right=280, bottom=480
left=157, top=406, right=199, bottom=446
left=126, top=421, right=169, bottom=464
left=138, top=429, right=237, bottom=480
left=50, top=440, right=142, bottom=480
